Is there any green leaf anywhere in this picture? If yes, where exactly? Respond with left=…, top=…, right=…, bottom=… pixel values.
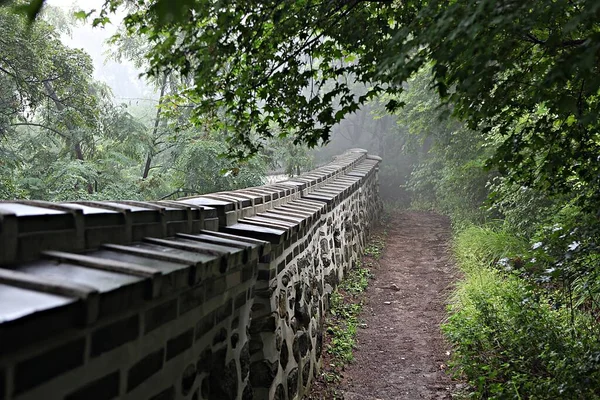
left=73, top=10, right=88, bottom=20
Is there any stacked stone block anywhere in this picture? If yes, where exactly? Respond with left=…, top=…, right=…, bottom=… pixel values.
left=0, top=149, right=381, bottom=400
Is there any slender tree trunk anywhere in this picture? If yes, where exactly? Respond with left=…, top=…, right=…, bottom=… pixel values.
left=143, top=73, right=169, bottom=179
left=377, top=116, right=391, bottom=157
left=142, top=153, right=153, bottom=180
left=350, top=109, right=367, bottom=142
left=73, top=141, right=85, bottom=161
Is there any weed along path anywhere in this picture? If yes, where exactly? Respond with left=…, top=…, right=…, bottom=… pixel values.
left=340, top=211, right=456, bottom=400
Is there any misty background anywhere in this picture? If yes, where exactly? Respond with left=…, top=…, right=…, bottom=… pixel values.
left=2, top=0, right=415, bottom=203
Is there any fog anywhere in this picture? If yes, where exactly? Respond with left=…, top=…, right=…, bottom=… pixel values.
left=42, top=1, right=414, bottom=204
left=46, top=0, right=155, bottom=100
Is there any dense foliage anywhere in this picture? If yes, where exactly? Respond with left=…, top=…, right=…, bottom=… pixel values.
left=0, top=6, right=314, bottom=201
left=8, top=0, right=600, bottom=204
left=398, top=67, right=600, bottom=397
left=446, top=226, right=600, bottom=399
left=69, top=0, right=600, bottom=206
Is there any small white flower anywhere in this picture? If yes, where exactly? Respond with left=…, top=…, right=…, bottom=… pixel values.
left=532, top=242, right=543, bottom=250
left=497, top=257, right=509, bottom=266
left=567, top=241, right=580, bottom=251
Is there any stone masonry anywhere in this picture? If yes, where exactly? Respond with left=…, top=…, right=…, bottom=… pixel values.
left=0, top=149, right=382, bottom=400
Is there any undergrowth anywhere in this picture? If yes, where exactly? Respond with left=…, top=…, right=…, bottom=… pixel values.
left=323, top=235, right=384, bottom=382
left=444, top=226, right=600, bottom=399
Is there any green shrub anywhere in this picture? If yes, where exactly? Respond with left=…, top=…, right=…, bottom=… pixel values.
left=444, top=226, right=600, bottom=399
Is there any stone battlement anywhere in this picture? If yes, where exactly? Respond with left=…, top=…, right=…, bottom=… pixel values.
left=0, top=149, right=382, bottom=400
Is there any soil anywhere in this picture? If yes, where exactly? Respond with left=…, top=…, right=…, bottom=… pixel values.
left=310, top=211, right=458, bottom=399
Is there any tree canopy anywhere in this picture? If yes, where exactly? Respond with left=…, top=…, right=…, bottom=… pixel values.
left=96, top=0, right=600, bottom=203
left=0, top=4, right=309, bottom=201
left=5, top=0, right=600, bottom=203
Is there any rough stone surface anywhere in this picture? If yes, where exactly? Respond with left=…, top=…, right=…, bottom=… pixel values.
left=279, top=339, right=289, bottom=370
left=302, top=360, right=311, bottom=388
left=316, top=331, right=323, bottom=357
left=273, top=384, right=285, bottom=400
left=249, top=360, right=278, bottom=388
left=297, top=331, right=309, bottom=357
left=281, top=273, right=290, bottom=287
left=294, top=302, right=310, bottom=330
left=324, top=270, right=338, bottom=287
left=249, top=338, right=263, bottom=355
left=209, top=351, right=238, bottom=400
left=212, top=327, right=228, bottom=345
left=181, top=363, right=196, bottom=396
left=277, top=289, right=287, bottom=318
left=240, top=342, right=250, bottom=380
left=287, top=367, right=299, bottom=400
left=230, top=332, right=239, bottom=349
left=297, top=255, right=310, bottom=271
left=242, top=383, right=253, bottom=400
left=249, top=314, right=277, bottom=334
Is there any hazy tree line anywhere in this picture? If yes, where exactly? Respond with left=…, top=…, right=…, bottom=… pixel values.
left=0, top=6, right=313, bottom=201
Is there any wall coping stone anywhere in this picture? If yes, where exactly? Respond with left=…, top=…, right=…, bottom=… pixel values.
left=0, top=149, right=380, bottom=363
left=0, top=229, right=268, bottom=357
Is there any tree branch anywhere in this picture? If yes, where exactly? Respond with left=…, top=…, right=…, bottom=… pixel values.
left=522, top=32, right=587, bottom=48
left=10, top=122, right=67, bottom=138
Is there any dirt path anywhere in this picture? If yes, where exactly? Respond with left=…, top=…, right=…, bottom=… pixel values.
left=340, top=211, right=456, bottom=400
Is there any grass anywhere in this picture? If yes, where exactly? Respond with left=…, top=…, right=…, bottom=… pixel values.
left=444, top=225, right=600, bottom=399
left=324, top=257, right=375, bottom=378
left=363, top=233, right=386, bottom=260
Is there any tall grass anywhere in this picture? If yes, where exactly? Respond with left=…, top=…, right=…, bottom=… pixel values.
left=444, top=226, right=600, bottom=399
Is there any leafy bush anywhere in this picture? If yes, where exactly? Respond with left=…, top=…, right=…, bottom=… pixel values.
left=174, top=140, right=266, bottom=194
left=444, top=226, right=600, bottom=399
left=408, top=157, right=495, bottom=225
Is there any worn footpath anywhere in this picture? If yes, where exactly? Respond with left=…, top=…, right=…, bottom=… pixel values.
left=340, top=211, right=456, bottom=400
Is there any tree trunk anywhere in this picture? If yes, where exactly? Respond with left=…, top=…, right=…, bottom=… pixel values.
left=142, top=153, right=153, bottom=180
left=142, top=73, right=169, bottom=179
left=377, top=116, right=392, bottom=157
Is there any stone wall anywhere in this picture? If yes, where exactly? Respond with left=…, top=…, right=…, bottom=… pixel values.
left=0, top=149, right=381, bottom=400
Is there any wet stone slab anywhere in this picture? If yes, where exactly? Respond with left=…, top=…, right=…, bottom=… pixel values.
left=0, top=283, right=79, bottom=355
left=223, top=223, right=287, bottom=245
left=16, top=260, right=147, bottom=318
